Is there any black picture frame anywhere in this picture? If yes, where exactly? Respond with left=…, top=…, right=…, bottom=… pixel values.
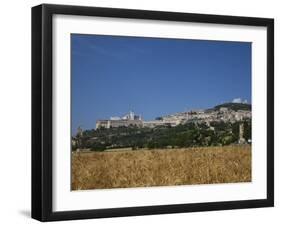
left=32, top=3, right=274, bottom=222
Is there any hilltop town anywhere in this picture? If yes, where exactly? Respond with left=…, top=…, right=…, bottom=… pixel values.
left=72, top=100, right=252, bottom=152
left=96, top=101, right=251, bottom=129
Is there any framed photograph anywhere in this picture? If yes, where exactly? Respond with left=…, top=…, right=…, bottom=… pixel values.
left=32, top=4, right=274, bottom=221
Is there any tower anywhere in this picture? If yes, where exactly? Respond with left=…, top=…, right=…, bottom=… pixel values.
left=238, top=123, right=246, bottom=144
left=76, top=126, right=83, bottom=140
left=129, top=111, right=134, bottom=120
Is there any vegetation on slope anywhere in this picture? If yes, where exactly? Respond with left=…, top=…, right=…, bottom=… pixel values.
left=212, top=102, right=251, bottom=111
left=73, top=120, right=251, bottom=151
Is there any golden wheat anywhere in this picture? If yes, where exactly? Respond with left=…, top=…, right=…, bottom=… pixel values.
left=71, top=145, right=251, bottom=190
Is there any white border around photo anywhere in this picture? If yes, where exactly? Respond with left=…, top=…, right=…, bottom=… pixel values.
left=52, top=14, right=267, bottom=212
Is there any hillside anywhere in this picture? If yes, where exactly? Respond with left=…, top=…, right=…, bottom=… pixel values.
left=73, top=120, right=251, bottom=151
left=72, top=102, right=252, bottom=152
left=213, top=102, right=251, bottom=111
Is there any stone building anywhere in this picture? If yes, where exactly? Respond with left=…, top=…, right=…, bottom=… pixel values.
left=96, top=111, right=143, bottom=129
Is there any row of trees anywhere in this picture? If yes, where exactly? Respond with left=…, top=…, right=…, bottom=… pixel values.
left=72, top=120, right=251, bottom=152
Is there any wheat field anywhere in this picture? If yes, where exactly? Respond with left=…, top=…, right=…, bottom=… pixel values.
left=71, top=145, right=251, bottom=190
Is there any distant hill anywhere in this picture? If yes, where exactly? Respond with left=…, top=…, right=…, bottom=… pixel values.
left=213, top=103, right=251, bottom=111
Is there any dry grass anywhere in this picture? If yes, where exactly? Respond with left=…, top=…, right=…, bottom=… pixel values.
left=71, top=145, right=251, bottom=190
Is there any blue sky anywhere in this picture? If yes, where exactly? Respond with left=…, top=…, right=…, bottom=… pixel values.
left=71, top=34, right=251, bottom=134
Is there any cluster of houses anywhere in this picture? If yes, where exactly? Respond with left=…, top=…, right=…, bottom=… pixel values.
left=95, top=105, right=251, bottom=129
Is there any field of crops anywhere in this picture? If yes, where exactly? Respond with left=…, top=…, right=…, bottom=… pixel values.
left=71, top=145, right=251, bottom=190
